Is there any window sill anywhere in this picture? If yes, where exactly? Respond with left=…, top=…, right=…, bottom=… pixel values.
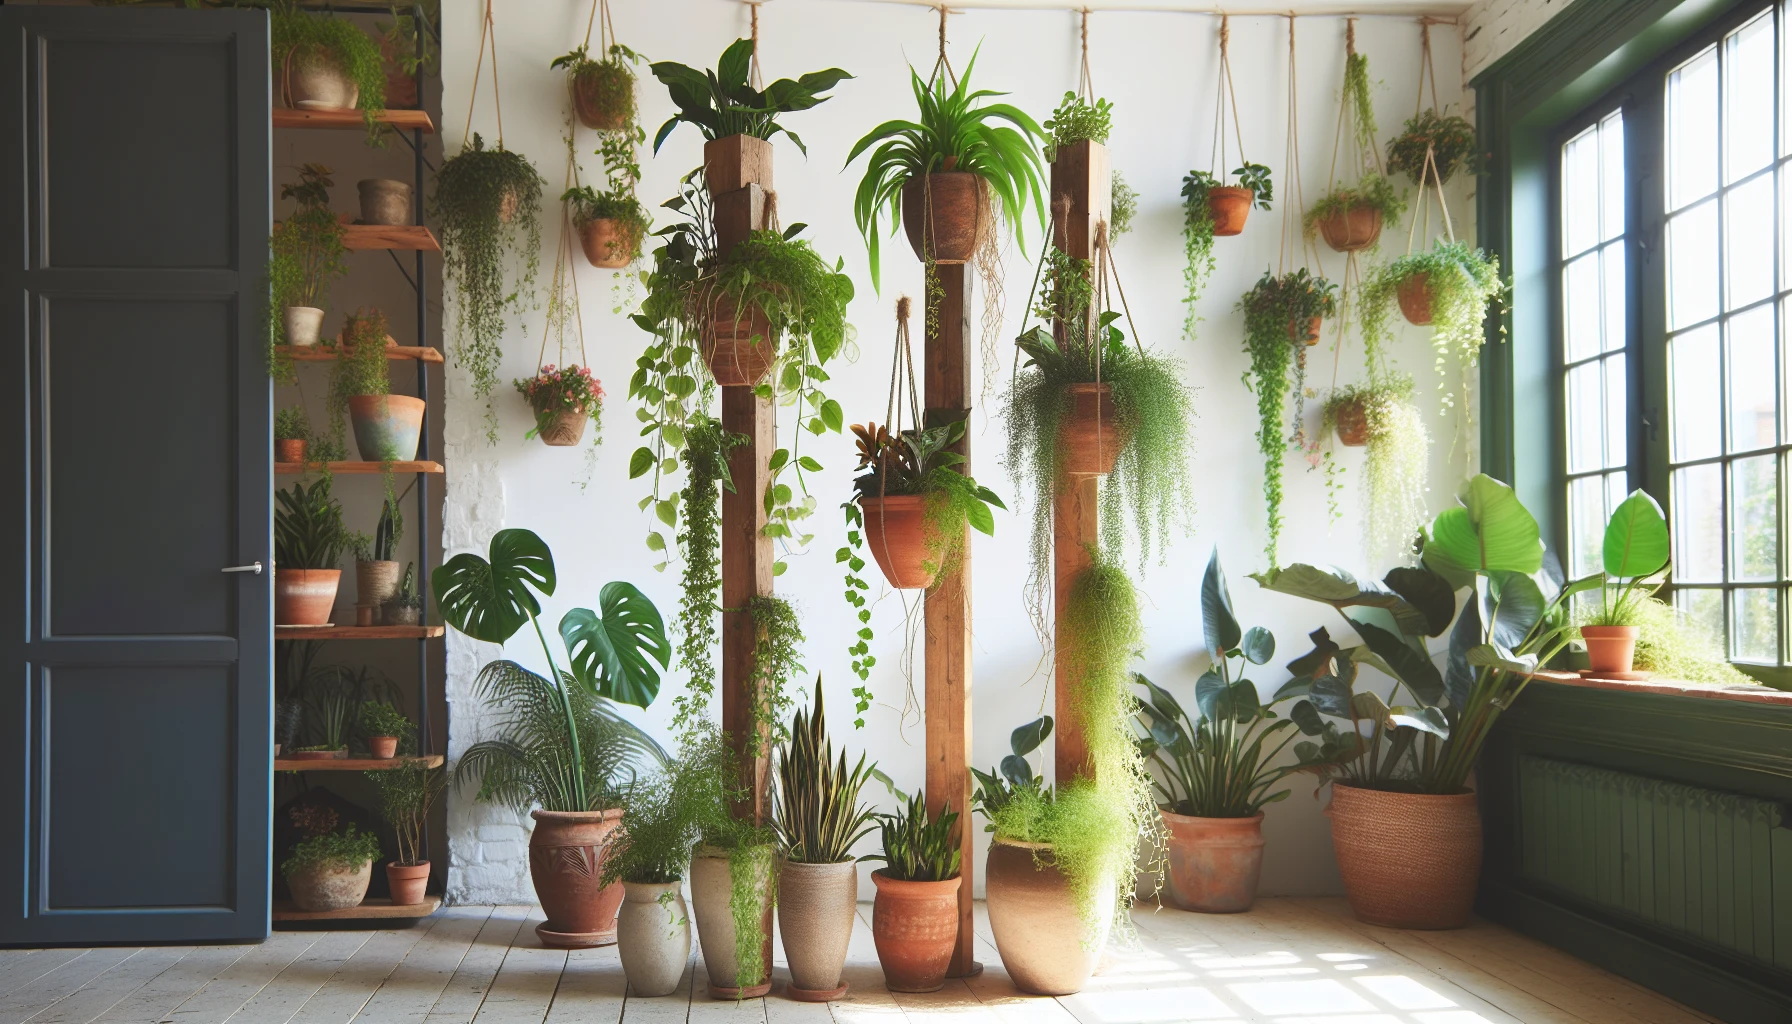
left=1532, top=669, right=1792, bottom=706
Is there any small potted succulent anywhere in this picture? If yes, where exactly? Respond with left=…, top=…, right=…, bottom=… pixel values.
left=268, top=164, right=348, bottom=355
left=869, top=792, right=962, bottom=993
left=845, top=418, right=1004, bottom=591
left=513, top=363, right=604, bottom=448
left=552, top=43, right=640, bottom=131
left=282, top=824, right=381, bottom=911
left=350, top=497, right=404, bottom=624
left=356, top=700, right=410, bottom=760
left=366, top=757, right=445, bottom=905
left=382, top=562, right=423, bottom=626
left=275, top=407, right=311, bottom=465
left=274, top=477, right=346, bottom=627
left=1577, top=491, right=1671, bottom=676
left=270, top=5, right=386, bottom=142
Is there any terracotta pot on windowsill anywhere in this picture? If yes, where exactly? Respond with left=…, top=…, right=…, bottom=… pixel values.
left=1580, top=625, right=1642, bottom=676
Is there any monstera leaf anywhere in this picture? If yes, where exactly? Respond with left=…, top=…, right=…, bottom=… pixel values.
left=1604, top=490, right=1671, bottom=580
left=432, top=529, right=556, bottom=644
left=560, top=583, right=673, bottom=709
left=1422, top=475, right=1544, bottom=588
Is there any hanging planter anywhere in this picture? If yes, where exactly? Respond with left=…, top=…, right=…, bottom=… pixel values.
left=1305, top=42, right=1406, bottom=256
left=1289, top=316, right=1323, bottom=346
left=1359, top=241, right=1503, bottom=412
left=1205, top=185, right=1254, bottom=236
left=1397, top=271, right=1434, bottom=325
left=514, top=364, right=604, bottom=448
left=1331, top=397, right=1370, bottom=447
left=1313, top=199, right=1385, bottom=252
left=576, top=215, right=642, bottom=269
left=562, top=120, right=649, bottom=270
left=552, top=41, right=640, bottom=132
left=899, top=171, right=990, bottom=264
left=858, top=493, right=930, bottom=589
left=699, top=293, right=777, bottom=387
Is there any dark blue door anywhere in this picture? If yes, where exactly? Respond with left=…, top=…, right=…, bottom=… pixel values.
left=0, top=6, right=272, bottom=945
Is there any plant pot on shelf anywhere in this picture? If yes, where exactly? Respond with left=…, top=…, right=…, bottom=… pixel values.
left=1334, top=399, right=1371, bottom=448
left=383, top=601, right=422, bottom=626
left=366, top=736, right=399, bottom=759
left=690, top=846, right=773, bottom=999
left=285, top=306, right=326, bottom=347
left=1159, top=810, right=1264, bottom=914
left=778, top=860, right=857, bottom=1002
left=578, top=217, right=640, bottom=269
left=529, top=808, right=626, bottom=948
left=275, top=438, right=308, bottom=464
left=356, top=559, right=402, bottom=612
left=985, top=838, right=1111, bottom=996
left=379, top=36, right=418, bottom=109
left=358, top=179, right=413, bottom=227
left=287, top=859, right=372, bottom=911
left=276, top=568, right=340, bottom=626
left=1289, top=316, right=1323, bottom=346
left=859, top=494, right=933, bottom=590
left=616, top=880, right=692, bottom=997
left=532, top=403, right=589, bottom=447
left=387, top=861, right=430, bottom=905
left=348, top=394, right=426, bottom=462
left=700, top=295, right=777, bottom=387
left=283, top=50, right=359, bottom=111
left=1580, top=625, right=1641, bottom=675
left=1316, top=202, right=1384, bottom=253
left=1059, top=383, right=1127, bottom=477
left=1397, top=272, right=1435, bottom=326
left=870, top=870, right=960, bottom=994
left=1207, top=186, right=1254, bottom=237
left=1327, top=783, right=1481, bottom=930
left=900, top=171, right=989, bottom=264
left=571, top=70, right=628, bottom=131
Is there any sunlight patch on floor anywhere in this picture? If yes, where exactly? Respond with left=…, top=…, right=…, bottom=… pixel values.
left=1060, top=984, right=1242, bottom=1021
left=1227, top=979, right=1381, bottom=1016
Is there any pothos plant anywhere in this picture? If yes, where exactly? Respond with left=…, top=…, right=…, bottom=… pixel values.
left=1304, top=52, right=1406, bottom=244
left=1386, top=108, right=1480, bottom=186
left=431, top=132, right=545, bottom=443
left=1359, top=239, right=1503, bottom=411
left=267, top=163, right=348, bottom=382
left=1042, top=91, right=1112, bottom=158
left=1319, top=373, right=1430, bottom=561
left=670, top=416, right=744, bottom=734
left=1179, top=163, right=1273, bottom=340
left=562, top=125, right=651, bottom=266
left=269, top=2, right=386, bottom=144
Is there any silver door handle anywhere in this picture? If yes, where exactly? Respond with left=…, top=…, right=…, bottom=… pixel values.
left=222, top=562, right=263, bottom=575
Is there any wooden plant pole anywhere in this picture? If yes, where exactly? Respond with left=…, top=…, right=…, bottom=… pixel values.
left=1050, top=139, right=1111, bottom=786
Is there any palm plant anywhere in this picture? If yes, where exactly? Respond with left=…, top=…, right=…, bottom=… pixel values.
left=773, top=687, right=877, bottom=864
left=649, top=39, right=850, bottom=154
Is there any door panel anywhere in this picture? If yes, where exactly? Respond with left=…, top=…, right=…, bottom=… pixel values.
left=0, top=7, right=271, bottom=945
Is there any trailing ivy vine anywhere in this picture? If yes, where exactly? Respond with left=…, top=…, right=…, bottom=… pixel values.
left=672, top=416, right=743, bottom=734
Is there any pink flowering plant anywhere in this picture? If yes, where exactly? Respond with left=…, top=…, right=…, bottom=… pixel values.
left=514, top=363, right=605, bottom=441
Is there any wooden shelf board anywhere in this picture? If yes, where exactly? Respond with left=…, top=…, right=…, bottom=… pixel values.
left=275, top=755, right=445, bottom=771
left=275, top=624, right=443, bottom=639
left=272, top=896, right=441, bottom=922
left=342, top=225, right=439, bottom=252
left=275, top=461, right=443, bottom=475
left=277, top=344, right=443, bottom=364
left=272, top=108, right=435, bottom=133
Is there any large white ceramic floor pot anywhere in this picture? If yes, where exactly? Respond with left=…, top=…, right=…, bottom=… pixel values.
left=777, top=859, right=857, bottom=1001
left=688, top=846, right=774, bottom=999
left=615, top=880, right=691, bottom=997
left=985, top=838, right=1113, bottom=995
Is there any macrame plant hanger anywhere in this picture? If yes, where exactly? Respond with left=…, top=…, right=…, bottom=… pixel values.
left=1404, top=19, right=1456, bottom=259
left=1209, top=15, right=1251, bottom=191
left=879, top=297, right=929, bottom=724
left=1320, top=19, right=1378, bottom=378
left=1280, top=15, right=1332, bottom=461
left=461, top=0, right=504, bottom=152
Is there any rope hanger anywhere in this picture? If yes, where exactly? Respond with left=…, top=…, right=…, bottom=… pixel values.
left=1404, top=17, right=1456, bottom=255
left=1077, top=7, right=1095, bottom=100
left=461, top=0, right=504, bottom=148
left=1208, top=14, right=1248, bottom=178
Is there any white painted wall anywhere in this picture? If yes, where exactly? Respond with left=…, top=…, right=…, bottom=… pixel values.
left=439, top=0, right=1473, bottom=905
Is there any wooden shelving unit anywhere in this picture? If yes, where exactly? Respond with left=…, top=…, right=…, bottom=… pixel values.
left=272, top=896, right=442, bottom=922
left=277, top=344, right=444, bottom=364
left=275, top=755, right=445, bottom=772
left=342, top=224, right=440, bottom=251
left=275, top=624, right=445, bottom=640
left=276, top=460, right=444, bottom=475
left=272, top=108, right=436, bottom=133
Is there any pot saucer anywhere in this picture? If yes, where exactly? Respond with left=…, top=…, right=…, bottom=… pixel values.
left=707, top=981, right=772, bottom=1000
left=535, top=923, right=616, bottom=949
left=783, top=982, right=848, bottom=1002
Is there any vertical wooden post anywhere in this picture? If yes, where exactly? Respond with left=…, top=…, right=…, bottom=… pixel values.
left=924, top=262, right=979, bottom=978
left=1049, top=140, right=1111, bottom=787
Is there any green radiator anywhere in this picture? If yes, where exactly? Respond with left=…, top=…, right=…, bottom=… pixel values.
left=1517, top=756, right=1792, bottom=972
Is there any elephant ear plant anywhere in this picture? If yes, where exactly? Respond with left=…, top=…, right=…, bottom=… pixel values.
left=649, top=38, right=850, bottom=155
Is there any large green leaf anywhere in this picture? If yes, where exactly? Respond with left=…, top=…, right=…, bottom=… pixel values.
left=1603, top=489, right=1671, bottom=579
left=1421, top=475, right=1544, bottom=588
left=559, top=583, right=672, bottom=709
left=1202, top=550, right=1241, bottom=659
left=1382, top=566, right=1458, bottom=637
left=1283, top=627, right=1341, bottom=683
left=1348, top=617, right=1446, bottom=706
left=432, top=529, right=556, bottom=645
left=1251, top=563, right=1437, bottom=638
left=1010, top=716, right=1052, bottom=757
left=1240, top=626, right=1275, bottom=666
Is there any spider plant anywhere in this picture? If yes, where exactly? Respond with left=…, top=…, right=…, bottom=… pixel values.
left=773, top=687, right=878, bottom=864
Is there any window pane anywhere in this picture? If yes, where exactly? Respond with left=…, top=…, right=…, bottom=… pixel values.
left=1726, top=14, right=1775, bottom=183
left=1674, top=462, right=1725, bottom=582
left=1602, top=243, right=1626, bottom=353
left=1729, top=305, right=1777, bottom=451
left=1669, top=46, right=1720, bottom=209
left=1677, top=589, right=1726, bottom=646
left=1730, top=454, right=1779, bottom=579
left=1601, top=112, right=1625, bottom=243
left=1563, top=127, right=1601, bottom=256
left=1567, top=362, right=1607, bottom=473
left=1726, top=174, right=1775, bottom=309
left=1565, top=254, right=1603, bottom=362
left=1568, top=476, right=1609, bottom=579
left=1670, top=325, right=1723, bottom=460
left=1604, top=355, right=1628, bottom=464
left=1669, top=200, right=1720, bottom=329
left=1731, top=588, right=1779, bottom=662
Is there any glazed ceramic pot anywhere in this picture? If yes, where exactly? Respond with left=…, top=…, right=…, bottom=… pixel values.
left=871, top=870, right=960, bottom=993
left=356, top=560, right=402, bottom=612
left=275, top=568, right=339, bottom=626
left=348, top=394, right=426, bottom=462
left=1160, top=810, right=1264, bottom=913
left=533, top=404, right=588, bottom=447
left=275, top=438, right=308, bottom=464
left=287, top=859, right=372, bottom=911
left=387, top=861, right=429, bottom=905
left=689, top=846, right=773, bottom=998
left=358, top=179, right=413, bottom=226
left=859, top=494, right=932, bottom=590
left=1581, top=625, right=1641, bottom=675
left=985, top=838, right=1111, bottom=995
left=901, top=171, right=989, bottom=264
left=578, top=217, right=640, bottom=269
left=285, top=305, right=325, bottom=347
left=778, top=859, right=857, bottom=1001
left=366, top=736, right=399, bottom=759
left=1397, top=272, right=1434, bottom=326
left=283, top=50, right=358, bottom=110
left=1059, top=383, right=1127, bottom=477
left=528, top=808, right=626, bottom=948
left=700, top=295, right=776, bottom=387
left=616, top=880, right=691, bottom=997
left=1328, top=783, right=1481, bottom=929
left=1317, top=203, right=1384, bottom=253
left=1207, top=186, right=1254, bottom=236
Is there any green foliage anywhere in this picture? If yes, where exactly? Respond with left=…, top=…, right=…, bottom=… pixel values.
left=849, top=420, right=1005, bottom=562
left=872, top=793, right=961, bottom=882
left=377, top=0, right=438, bottom=78
left=1109, top=171, right=1138, bottom=239
left=327, top=309, right=391, bottom=454
left=773, top=687, right=878, bottom=863
left=844, top=54, right=1046, bottom=292
left=1178, top=163, right=1275, bottom=339
left=431, top=134, right=545, bottom=443
left=513, top=364, right=604, bottom=442
left=563, top=183, right=648, bottom=264
left=650, top=38, right=850, bottom=154
left=1344, top=52, right=1377, bottom=157
left=988, top=782, right=1138, bottom=939
left=673, top=418, right=743, bottom=731
left=275, top=407, right=311, bottom=442
left=1303, top=173, right=1407, bottom=246
left=1387, top=109, right=1480, bottom=186
left=553, top=43, right=641, bottom=129
left=281, top=824, right=380, bottom=878
left=267, top=163, right=348, bottom=381
left=1360, top=239, right=1502, bottom=406
left=746, top=596, right=805, bottom=758
left=1586, top=490, right=1669, bottom=626
left=1043, top=91, right=1112, bottom=155
left=972, top=716, right=1052, bottom=828
left=275, top=477, right=346, bottom=570
left=269, top=3, right=386, bottom=144
left=561, top=97, right=650, bottom=266
left=838, top=500, right=875, bottom=719
left=1321, top=374, right=1430, bottom=559
left=603, top=725, right=739, bottom=885
left=365, top=759, right=446, bottom=867
left=1614, top=597, right=1759, bottom=686
left=357, top=700, right=410, bottom=739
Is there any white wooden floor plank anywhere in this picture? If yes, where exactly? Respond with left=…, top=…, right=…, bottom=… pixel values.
left=539, top=942, right=625, bottom=1024
left=0, top=949, right=141, bottom=1024
left=160, top=932, right=321, bottom=1024
left=468, top=910, right=565, bottom=1024
left=221, top=932, right=374, bottom=1024
left=18, top=946, right=193, bottom=1024
left=87, top=945, right=258, bottom=1024
left=0, top=950, right=91, bottom=998
left=1442, top=920, right=1719, bottom=1024
left=285, top=924, right=434, bottom=1024
left=420, top=907, right=531, bottom=1024
left=350, top=908, right=493, bottom=1024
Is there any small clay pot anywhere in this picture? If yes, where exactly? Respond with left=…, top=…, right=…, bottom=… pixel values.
left=778, top=859, right=857, bottom=1001
left=275, top=568, right=340, bottom=626
left=1334, top=399, right=1371, bottom=447
left=1580, top=625, right=1641, bottom=675
left=287, top=859, right=372, bottom=911
left=356, top=559, right=402, bottom=611
left=616, top=880, right=691, bottom=996
left=871, top=870, right=961, bottom=993
left=1328, top=783, right=1481, bottom=929
left=1160, top=810, right=1264, bottom=913
left=1397, top=272, right=1435, bottom=326
left=358, top=179, right=414, bottom=227
left=901, top=172, right=989, bottom=264
left=578, top=217, right=640, bottom=269
left=383, top=602, right=421, bottom=626
left=859, top=494, right=933, bottom=590
left=285, top=306, right=325, bottom=347
left=275, top=438, right=308, bottom=464
left=1317, top=203, right=1384, bottom=253
left=1058, top=383, right=1127, bottom=477
left=498, top=187, right=520, bottom=225
left=387, top=861, right=430, bottom=905
left=534, top=405, right=589, bottom=447
left=348, top=394, right=426, bottom=462
left=571, top=67, right=629, bottom=131
left=366, top=736, right=399, bottom=760
left=985, top=839, right=1111, bottom=995
left=1290, top=316, right=1323, bottom=346
left=1207, top=186, right=1254, bottom=236
left=701, top=294, right=777, bottom=387
left=283, top=49, right=359, bottom=111
left=690, top=847, right=773, bottom=998
left=529, top=808, right=626, bottom=948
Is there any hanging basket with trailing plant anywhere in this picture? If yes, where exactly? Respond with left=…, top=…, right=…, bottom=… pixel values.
left=1304, top=36, right=1406, bottom=255
left=552, top=36, right=640, bottom=132
left=1321, top=374, right=1430, bottom=557
left=514, top=364, right=603, bottom=447
left=1360, top=240, right=1502, bottom=401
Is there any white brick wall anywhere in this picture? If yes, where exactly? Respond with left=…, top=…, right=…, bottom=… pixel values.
left=1462, top=0, right=1581, bottom=83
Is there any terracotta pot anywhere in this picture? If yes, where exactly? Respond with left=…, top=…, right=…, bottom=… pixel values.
left=871, top=870, right=960, bottom=993
left=348, top=394, right=426, bottom=462
left=1207, top=186, right=1254, bottom=237
left=283, top=49, right=359, bottom=111
left=1160, top=810, right=1264, bottom=913
left=1334, top=399, right=1371, bottom=448
left=379, top=36, right=418, bottom=110
left=572, top=67, right=629, bottom=131
left=901, top=172, right=989, bottom=264
left=778, top=860, right=857, bottom=1001
left=384, top=602, right=421, bottom=626
left=1580, top=625, right=1641, bottom=675
left=534, top=404, right=589, bottom=447
left=287, top=859, right=372, bottom=911
left=985, top=839, right=1111, bottom=995
left=528, top=809, right=625, bottom=948
left=859, top=494, right=933, bottom=590
left=275, top=438, right=308, bottom=464
left=701, top=294, right=777, bottom=387
left=1290, top=316, right=1323, bottom=346
left=1397, top=272, right=1435, bottom=326
left=689, top=847, right=773, bottom=998
left=1317, top=203, right=1384, bottom=253
left=366, top=736, right=399, bottom=760
left=285, top=305, right=325, bottom=347
left=356, top=559, right=402, bottom=611
left=497, top=187, right=521, bottom=225
left=1328, top=783, right=1481, bottom=929
left=578, top=217, right=640, bottom=269
left=387, top=861, right=430, bottom=905
left=358, top=179, right=413, bottom=227
left=275, top=568, right=340, bottom=626
left=616, top=880, right=691, bottom=996
left=1058, top=383, right=1127, bottom=477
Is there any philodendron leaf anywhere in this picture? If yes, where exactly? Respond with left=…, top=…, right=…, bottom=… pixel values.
left=1388, top=705, right=1451, bottom=738
left=432, top=528, right=556, bottom=645
left=1000, top=754, right=1034, bottom=790
left=1216, top=679, right=1262, bottom=722
left=1603, top=489, right=1671, bottom=579
left=1195, top=668, right=1227, bottom=722
left=1202, top=549, right=1242, bottom=659
left=1252, top=563, right=1437, bottom=638
left=1010, top=715, right=1052, bottom=757
left=1422, top=474, right=1544, bottom=589
left=1290, top=699, right=1326, bottom=735
left=1350, top=689, right=1391, bottom=725
left=1309, top=669, right=1355, bottom=719
left=1348, top=617, right=1446, bottom=706
left=1382, top=566, right=1458, bottom=637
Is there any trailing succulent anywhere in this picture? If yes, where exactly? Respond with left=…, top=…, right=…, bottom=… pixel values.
left=1320, top=374, right=1430, bottom=559
left=1359, top=239, right=1503, bottom=411
left=1179, top=163, right=1273, bottom=340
